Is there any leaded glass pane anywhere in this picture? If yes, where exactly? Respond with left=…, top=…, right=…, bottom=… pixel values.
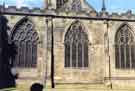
left=65, top=44, right=70, bottom=67
left=84, top=42, right=88, bottom=67
left=72, top=42, right=76, bottom=67
left=78, top=43, right=82, bottom=67
left=131, top=45, right=135, bottom=68
left=126, top=45, right=130, bottom=68
left=115, top=45, right=120, bottom=68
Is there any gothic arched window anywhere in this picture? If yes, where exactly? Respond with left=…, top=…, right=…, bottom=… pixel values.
left=11, top=17, right=39, bottom=68
left=65, top=21, right=89, bottom=68
left=72, top=0, right=82, bottom=12
left=115, top=24, right=135, bottom=69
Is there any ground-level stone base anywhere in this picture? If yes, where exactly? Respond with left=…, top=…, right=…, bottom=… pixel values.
left=3, top=80, right=135, bottom=91
left=3, top=84, right=135, bottom=91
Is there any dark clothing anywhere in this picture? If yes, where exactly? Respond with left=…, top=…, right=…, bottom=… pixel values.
left=30, top=83, right=44, bottom=91
left=0, top=15, right=16, bottom=89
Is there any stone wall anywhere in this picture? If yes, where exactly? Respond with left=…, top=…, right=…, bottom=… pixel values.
left=2, top=0, right=135, bottom=87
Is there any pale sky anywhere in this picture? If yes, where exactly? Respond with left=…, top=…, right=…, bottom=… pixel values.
left=0, top=0, right=44, bottom=8
left=88, top=0, right=135, bottom=12
left=0, top=0, right=135, bottom=13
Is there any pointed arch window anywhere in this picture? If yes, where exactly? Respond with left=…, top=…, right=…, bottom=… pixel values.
left=11, top=18, right=39, bottom=68
left=64, top=21, right=89, bottom=68
left=72, top=0, right=82, bottom=12
left=115, top=24, right=135, bottom=69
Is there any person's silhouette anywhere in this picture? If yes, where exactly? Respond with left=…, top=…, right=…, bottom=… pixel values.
left=30, top=83, right=44, bottom=91
left=0, top=15, right=16, bottom=89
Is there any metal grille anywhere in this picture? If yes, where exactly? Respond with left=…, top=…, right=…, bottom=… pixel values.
left=12, top=18, right=39, bottom=68
left=72, top=0, right=82, bottom=12
left=64, top=21, right=88, bottom=68
left=115, top=24, right=135, bottom=69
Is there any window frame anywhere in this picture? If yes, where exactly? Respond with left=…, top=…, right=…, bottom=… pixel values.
left=64, top=21, right=89, bottom=69
left=11, top=18, right=39, bottom=68
left=115, top=24, right=135, bottom=69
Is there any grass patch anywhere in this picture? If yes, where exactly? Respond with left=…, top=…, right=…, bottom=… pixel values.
left=1, top=88, right=16, bottom=91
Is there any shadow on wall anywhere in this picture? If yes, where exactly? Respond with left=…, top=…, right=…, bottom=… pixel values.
left=0, top=15, right=17, bottom=89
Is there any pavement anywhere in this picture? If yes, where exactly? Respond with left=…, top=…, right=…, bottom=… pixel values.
left=3, top=88, right=135, bottom=91
left=2, top=84, right=135, bottom=91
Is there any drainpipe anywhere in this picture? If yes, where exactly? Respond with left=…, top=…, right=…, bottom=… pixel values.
left=45, top=17, right=55, bottom=88
left=44, top=18, right=49, bottom=87
left=50, top=18, right=55, bottom=88
left=106, top=21, right=112, bottom=89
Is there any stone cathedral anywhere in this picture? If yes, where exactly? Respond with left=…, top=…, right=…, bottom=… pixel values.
left=2, top=0, right=135, bottom=88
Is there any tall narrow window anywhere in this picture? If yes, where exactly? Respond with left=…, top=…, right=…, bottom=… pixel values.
left=65, top=21, right=89, bottom=68
left=11, top=18, right=39, bottom=68
left=115, top=24, right=135, bottom=69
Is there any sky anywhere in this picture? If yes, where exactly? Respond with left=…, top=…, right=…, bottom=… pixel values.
left=0, top=0, right=135, bottom=13
left=0, top=0, right=44, bottom=8
left=87, top=0, right=135, bottom=13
